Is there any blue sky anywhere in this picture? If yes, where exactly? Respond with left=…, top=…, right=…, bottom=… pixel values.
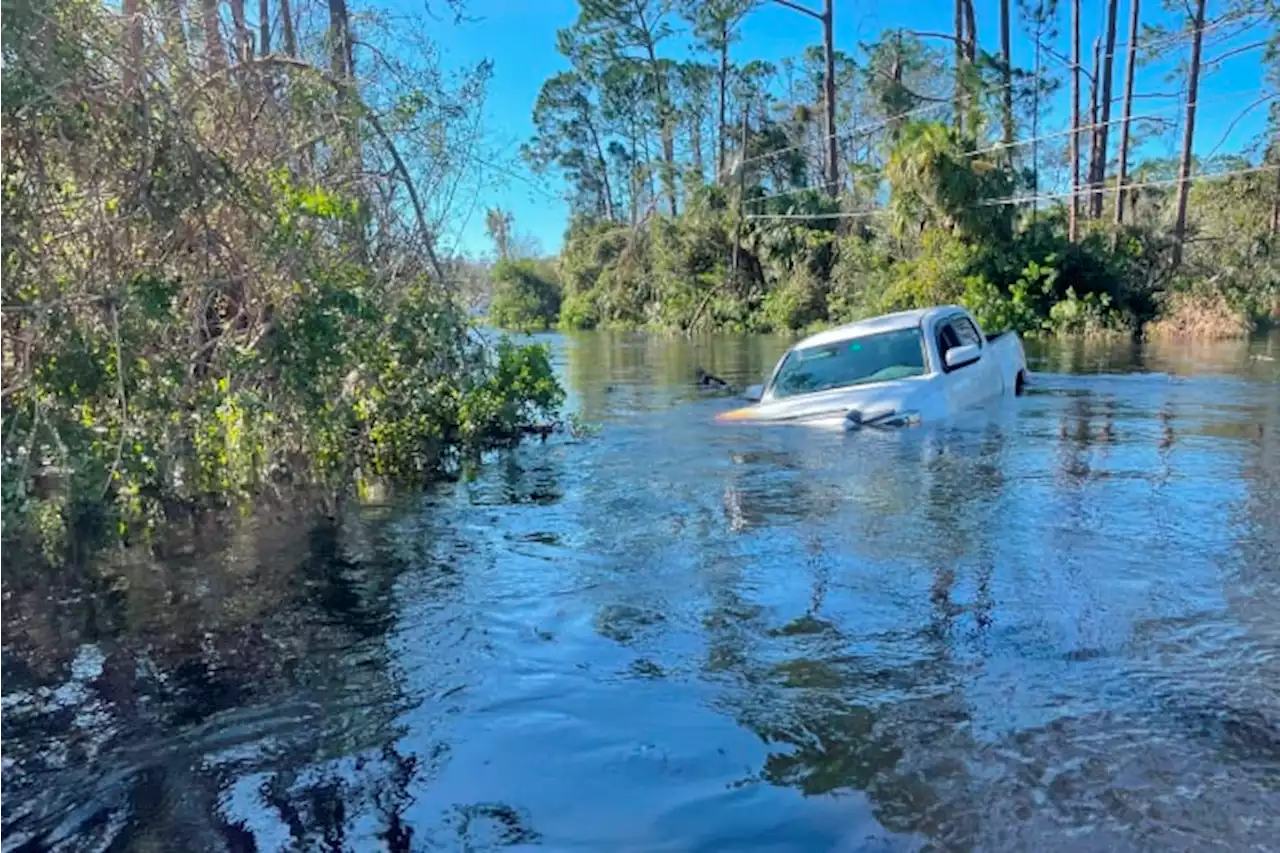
left=419, top=0, right=1273, bottom=257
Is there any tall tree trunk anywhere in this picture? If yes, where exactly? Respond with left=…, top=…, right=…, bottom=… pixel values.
left=690, top=110, right=704, bottom=180
left=122, top=0, right=144, bottom=92
left=160, top=0, right=191, bottom=79
left=258, top=0, right=269, bottom=55
left=589, top=123, right=615, bottom=221
left=1171, top=0, right=1206, bottom=268
left=1087, top=35, right=1101, bottom=205
left=1090, top=0, right=1119, bottom=217
left=1113, top=0, right=1140, bottom=228
left=328, top=0, right=366, bottom=254
left=822, top=0, right=838, bottom=198
left=644, top=43, right=678, bottom=216
left=201, top=0, right=225, bottom=70
left=327, top=0, right=353, bottom=79
left=229, top=0, right=250, bottom=61
left=1031, top=25, right=1042, bottom=220
left=641, top=122, right=657, bottom=206
left=1271, top=162, right=1280, bottom=239
left=717, top=38, right=729, bottom=182
left=954, top=0, right=966, bottom=133
left=279, top=0, right=297, bottom=55
left=964, top=0, right=977, bottom=62
left=1270, top=164, right=1280, bottom=239
left=1069, top=0, right=1081, bottom=241
left=1000, top=0, right=1014, bottom=162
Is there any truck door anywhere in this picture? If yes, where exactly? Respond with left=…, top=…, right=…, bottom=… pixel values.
left=934, top=313, right=997, bottom=411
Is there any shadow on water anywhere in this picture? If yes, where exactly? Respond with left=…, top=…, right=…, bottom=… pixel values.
left=4, top=331, right=1280, bottom=851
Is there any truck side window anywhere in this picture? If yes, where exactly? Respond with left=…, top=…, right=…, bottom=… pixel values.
left=936, top=323, right=961, bottom=365
left=937, top=315, right=981, bottom=370
left=950, top=316, right=982, bottom=347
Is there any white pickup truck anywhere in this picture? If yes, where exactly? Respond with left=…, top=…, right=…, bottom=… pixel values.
left=717, top=306, right=1027, bottom=430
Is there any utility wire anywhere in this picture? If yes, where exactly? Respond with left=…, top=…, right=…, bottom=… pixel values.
left=719, top=12, right=1266, bottom=181
left=742, top=163, right=1277, bottom=220
left=743, top=84, right=1271, bottom=207
left=978, top=163, right=1279, bottom=208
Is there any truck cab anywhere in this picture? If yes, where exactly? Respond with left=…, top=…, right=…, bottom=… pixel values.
left=721, top=306, right=1027, bottom=429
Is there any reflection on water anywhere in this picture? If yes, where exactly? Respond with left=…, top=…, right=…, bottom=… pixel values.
left=4, top=332, right=1280, bottom=852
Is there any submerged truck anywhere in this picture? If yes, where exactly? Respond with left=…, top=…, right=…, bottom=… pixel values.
left=717, top=305, right=1028, bottom=430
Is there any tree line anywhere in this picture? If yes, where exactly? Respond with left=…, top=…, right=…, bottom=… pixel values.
left=1, top=0, right=564, bottom=557
left=503, top=0, right=1279, bottom=335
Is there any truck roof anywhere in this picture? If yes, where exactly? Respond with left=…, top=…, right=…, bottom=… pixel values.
left=795, top=305, right=965, bottom=349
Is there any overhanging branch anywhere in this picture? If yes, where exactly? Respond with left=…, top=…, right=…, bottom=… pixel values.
left=769, top=0, right=823, bottom=21
left=202, top=53, right=447, bottom=282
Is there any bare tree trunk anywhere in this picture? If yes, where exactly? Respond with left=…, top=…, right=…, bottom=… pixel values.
left=229, top=0, right=251, bottom=61
left=964, top=0, right=977, bottom=62
left=1171, top=0, right=1206, bottom=268
left=1113, top=0, right=1140, bottom=228
left=1031, top=21, right=1043, bottom=221
left=258, top=0, right=269, bottom=55
left=732, top=104, right=748, bottom=281
left=1087, top=36, right=1101, bottom=206
left=1090, top=0, right=1119, bottom=218
left=1069, top=0, right=1080, bottom=241
left=690, top=111, right=704, bottom=179
left=327, top=0, right=353, bottom=78
left=279, top=0, right=297, bottom=55
left=822, top=0, right=838, bottom=197
left=328, top=0, right=366, bottom=255
left=201, top=0, right=225, bottom=70
left=160, top=0, right=191, bottom=78
left=587, top=124, right=616, bottom=221
left=1000, top=0, right=1014, bottom=161
left=717, top=36, right=728, bottom=182
left=1271, top=164, right=1280, bottom=239
left=642, top=41, right=678, bottom=216
left=954, top=0, right=966, bottom=133
left=122, top=0, right=144, bottom=92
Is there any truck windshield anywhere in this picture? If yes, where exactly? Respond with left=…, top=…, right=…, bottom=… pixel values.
left=770, top=327, right=926, bottom=399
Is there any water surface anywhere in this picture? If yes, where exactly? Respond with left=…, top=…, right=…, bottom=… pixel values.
left=4, top=332, right=1280, bottom=852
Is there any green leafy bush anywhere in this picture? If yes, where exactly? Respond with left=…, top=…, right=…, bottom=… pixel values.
left=489, top=259, right=562, bottom=330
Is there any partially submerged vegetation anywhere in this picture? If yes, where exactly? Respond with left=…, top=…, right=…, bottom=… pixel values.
left=494, top=0, right=1279, bottom=339
left=1, top=0, right=564, bottom=555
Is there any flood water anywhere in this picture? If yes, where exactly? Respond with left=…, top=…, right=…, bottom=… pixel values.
left=4, top=332, right=1280, bottom=852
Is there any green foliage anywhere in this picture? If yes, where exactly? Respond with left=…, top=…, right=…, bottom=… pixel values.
left=761, top=265, right=828, bottom=332
left=518, top=0, right=1276, bottom=344
left=489, top=259, right=563, bottom=330
left=885, top=122, right=1015, bottom=242
left=1, top=0, right=565, bottom=558
left=961, top=276, right=1045, bottom=335
left=1047, top=288, right=1130, bottom=336
left=456, top=341, right=566, bottom=444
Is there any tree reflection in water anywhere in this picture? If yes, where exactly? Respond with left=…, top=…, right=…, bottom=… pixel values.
left=1, top=502, right=452, bottom=852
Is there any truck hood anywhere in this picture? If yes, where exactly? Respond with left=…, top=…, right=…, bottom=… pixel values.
left=717, top=380, right=929, bottom=426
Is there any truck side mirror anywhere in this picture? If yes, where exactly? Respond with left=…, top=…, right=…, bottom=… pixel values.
left=944, top=344, right=982, bottom=370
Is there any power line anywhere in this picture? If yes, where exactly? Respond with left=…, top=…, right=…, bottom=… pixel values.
left=716, top=95, right=960, bottom=180
left=743, top=85, right=1271, bottom=208
left=978, top=163, right=1278, bottom=208
left=1033, top=7, right=1266, bottom=78
left=742, top=163, right=1277, bottom=220
left=967, top=86, right=1273, bottom=158
left=718, top=11, right=1267, bottom=183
